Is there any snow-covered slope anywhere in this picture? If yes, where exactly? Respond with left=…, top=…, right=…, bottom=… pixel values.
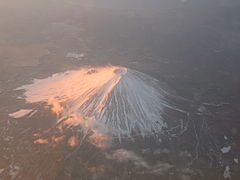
left=16, top=66, right=182, bottom=141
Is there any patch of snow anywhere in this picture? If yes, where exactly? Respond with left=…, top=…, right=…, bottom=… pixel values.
left=221, top=146, right=231, bottom=153
left=66, top=52, right=85, bottom=60
left=141, top=148, right=151, bottom=154
left=224, top=136, right=228, bottom=140
left=0, top=168, right=4, bottom=174
left=9, top=164, right=21, bottom=179
left=179, top=151, right=192, bottom=158
left=107, top=149, right=174, bottom=175
left=28, top=110, right=37, bottom=117
left=9, top=109, right=34, bottom=118
left=106, top=149, right=150, bottom=169
left=181, top=168, right=195, bottom=175
left=223, top=166, right=231, bottom=179
left=153, top=149, right=162, bottom=155
left=198, top=105, right=206, bottom=113
left=234, top=158, right=239, bottom=164
left=150, top=162, right=174, bottom=175
left=4, top=136, right=13, bottom=141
